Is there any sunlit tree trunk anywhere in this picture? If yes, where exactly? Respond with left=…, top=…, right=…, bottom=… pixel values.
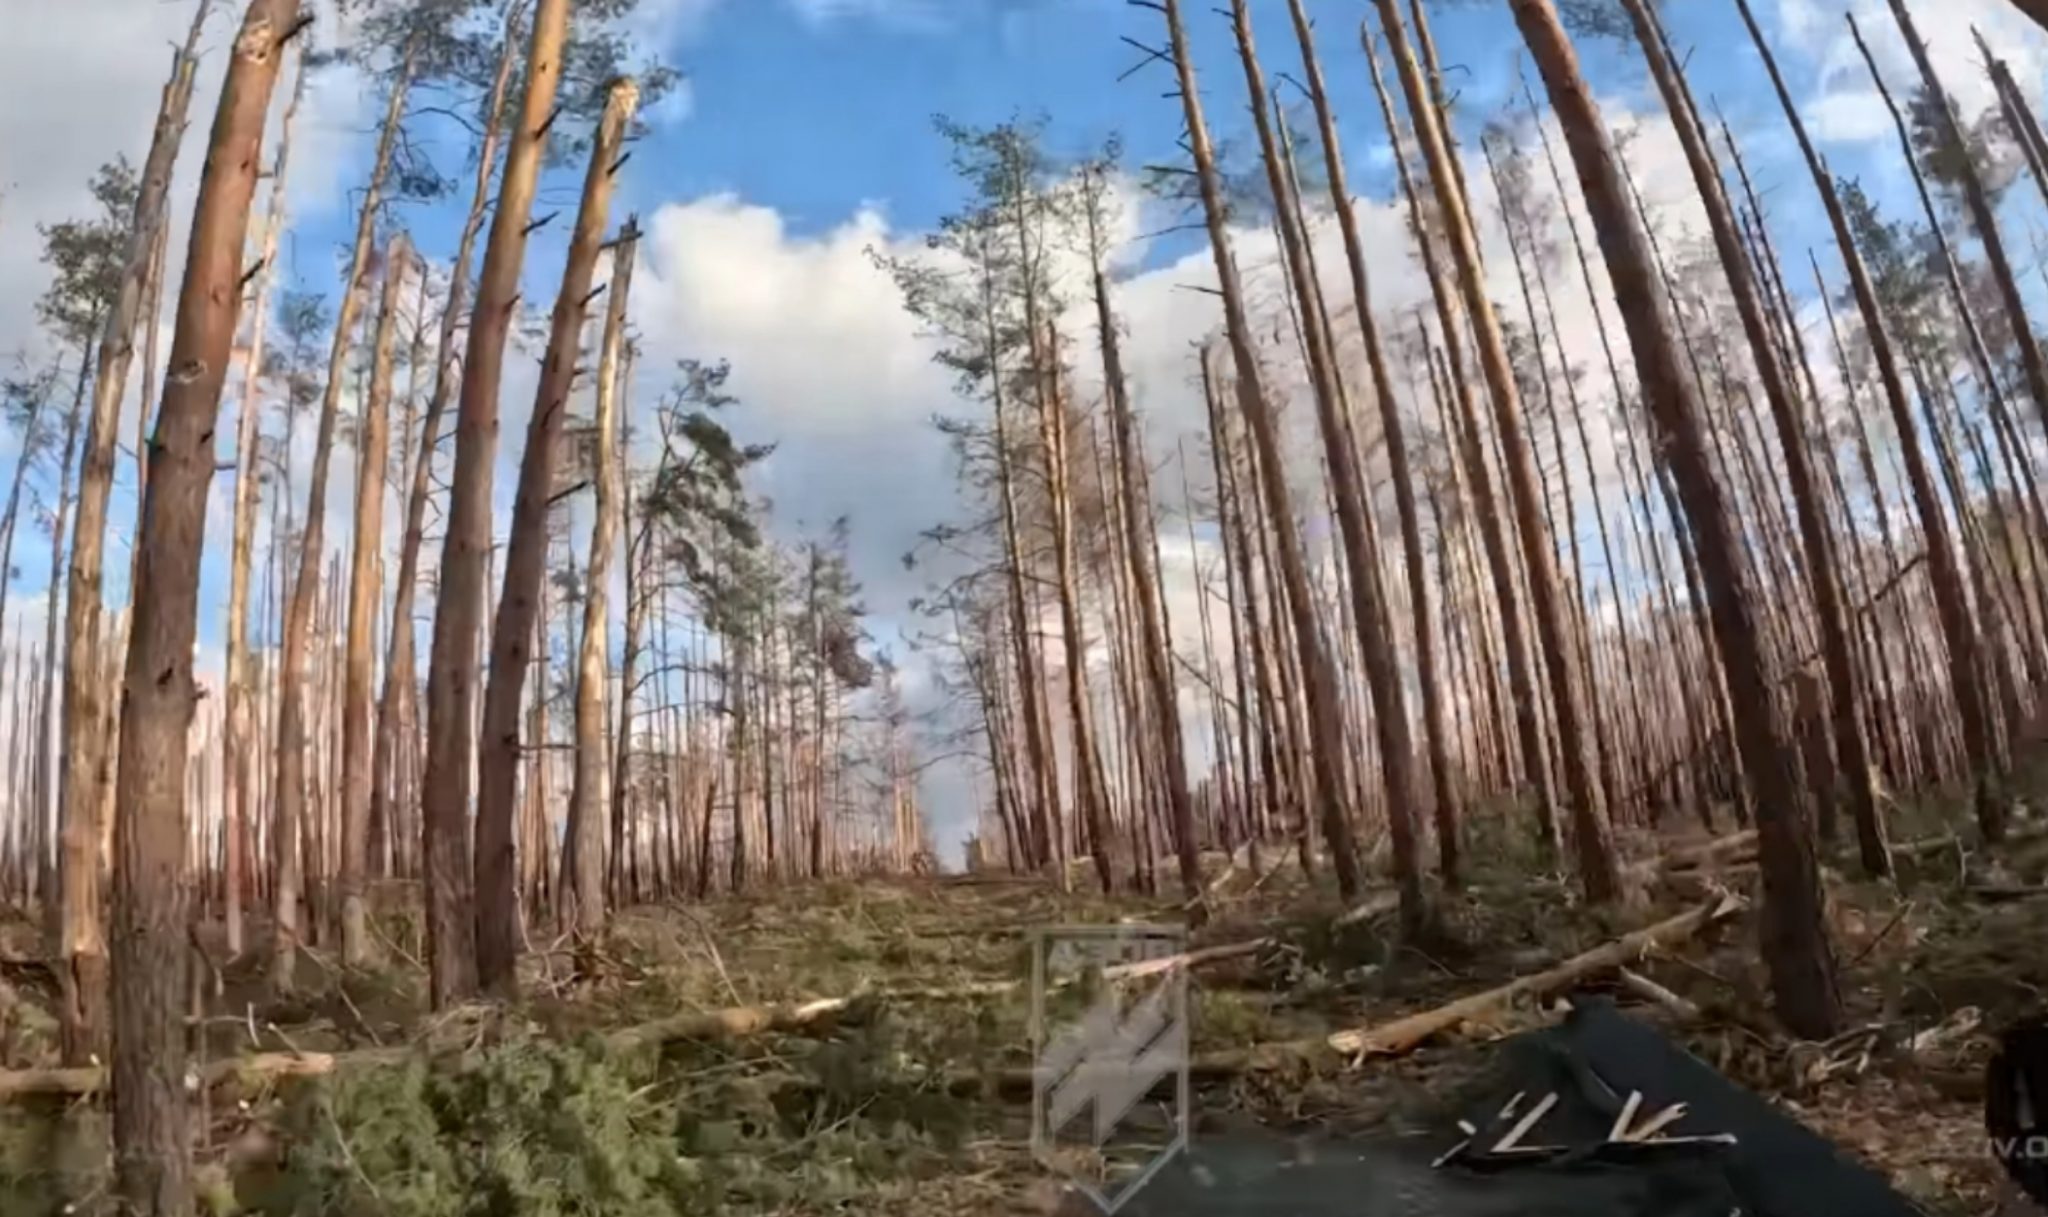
left=1737, top=0, right=2002, bottom=842
left=1287, top=0, right=1459, bottom=891
left=976, top=227, right=1063, bottom=880
left=1376, top=0, right=1619, bottom=900
left=272, top=42, right=417, bottom=990
left=1364, top=28, right=1562, bottom=862
left=476, top=79, right=639, bottom=994
left=226, top=54, right=305, bottom=954
left=113, top=1, right=301, bottom=1207
left=1520, top=0, right=1841, bottom=1036
left=1156, top=0, right=1362, bottom=896
left=375, top=1, right=520, bottom=911
left=1085, top=182, right=1199, bottom=912
left=1621, top=0, right=1888, bottom=876
left=58, top=5, right=211, bottom=1064
left=340, top=234, right=407, bottom=964
left=570, top=224, right=636, bottom=940
left=421, top=0, right=572, bottom=1007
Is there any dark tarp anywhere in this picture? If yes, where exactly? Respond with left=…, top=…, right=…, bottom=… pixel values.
left=1107, top=1000, right=1927, bottom=1217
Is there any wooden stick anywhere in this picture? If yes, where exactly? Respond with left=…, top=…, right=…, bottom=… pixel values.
left=1617, top=966, right=1703, bottom=1021
left=1322, top=894, right=1740, bottom=1057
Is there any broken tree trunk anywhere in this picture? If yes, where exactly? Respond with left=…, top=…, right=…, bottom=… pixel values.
left=58, top=1, right=210, bottom=1068
left=567, top=220, right=638, bottom=942
left=474, top=78, right=639, bottom=995
left=225, top=44, right=305, bottom=961
left=420, top=0, right=571, bottom=1009
left=1519, top=0, right=1844, bottom=1038
left=340, top=234, right=408, bottom=966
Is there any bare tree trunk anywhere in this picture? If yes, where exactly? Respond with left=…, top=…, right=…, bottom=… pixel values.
left=1031, top=325, right=1115, bottom=893
left=1244, top=3, right=1423, bottom=920
left=611, top=421, right=663, bottom=907
left=113, top=1, right=300, bottom=1207
left=339, top=235, right=406, bottom=964
left=1519, top=0, right=1841, bottom=1038
left=1205, top=372, right=1273, bottom=863
left=1884, top=0, right=2048, bottom=432
left=1156, top=0, right=1362, bottom=897
left=474, top=80, right=638, bottom=994
left=272, top=45, right=416, bottom=991
left=1286, top=0, right=1459, bottom=892
left=226, top=50, right=304, bottom=960
left=421, top=0, right=571, bottom=1008
left=1084, top=183, right=1199, bottom=913
left=1377, top=0, right=1619, bottom=900
left=1736, top=0, right=2002, bottom=842
left=1364, top=31, right=1562, bottom=861
left=1621, top=0, right=1888, bottom=876
left=38, top=347, right=89, bottom=1055
left=979, top=233, right=1062, bottom=878
left=58, top=5, right=211, bottom=1064
left=568, top=222, right=636, bottom=941
left=374, top=3, right=519, bottom=921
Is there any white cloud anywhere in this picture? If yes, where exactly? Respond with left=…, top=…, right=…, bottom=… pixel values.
left=1776, top=0, right=2048, bottom=144
left=4, top=0, right=1977, bottom=866
left=614, top=82, right=1711, bottom=858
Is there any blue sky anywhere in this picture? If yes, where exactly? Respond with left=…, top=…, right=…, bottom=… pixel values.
left=2, top=0, right=2046, bottom=860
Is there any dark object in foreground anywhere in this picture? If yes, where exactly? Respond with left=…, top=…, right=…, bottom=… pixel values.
left=1108, top=1000, right=1924, bottom=1217
left=1988, top=1017, right=2048, bottom=1207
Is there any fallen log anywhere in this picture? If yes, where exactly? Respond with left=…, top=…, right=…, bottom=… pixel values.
left=0, top=933, right=1276, bottom=1100
left=1623, top=831, right=1758, bottom=881
left=1322, top=894, right=1742, bottom=1057
left=1195, top=893, right=1744, bottom=1074
left=0, top=893, right=1748, bottom=1099
left=1333, top=891, right=1401, bottom=927
left=0, top=1048, right=414, bottom=1101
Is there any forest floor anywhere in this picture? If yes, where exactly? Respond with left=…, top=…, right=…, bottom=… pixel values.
left=0, top=788, right=2046, bottom=1215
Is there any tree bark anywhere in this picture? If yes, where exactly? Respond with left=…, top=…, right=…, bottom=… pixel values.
left=271, top=44, right=415, bottom=991
left=1363, top=26, right=1563, bottom=862
left=1518, top=0, right=1842, bottom=1038
left=374, top=1, right=520, bottom=911
left=1031, top=324, right=1115, bottom=892
left=1735, top=0, right=2001, bottom=843
left=1885, top=0, right=2048, bottom=433
left=1157, top=0, right=1362, bottom=897
left=1622, top=0, right=1887, bottom=877
left=1085, top=182, right=1199, bottom=914
left=59, top=6, right=210, bottom=1065
left=41, top=346, right=92, bottom=1056
left=1377, top=0, right=1619, bottom=900
left=339, top=235, right=406, bottom=965
left=113, top=1, right=300, bottom=1208
left=1235, top=0, right=1426, bottom=925
left=225, top=49, right=304, bottom=960
left=474, top=79, right=638, bottom=994
left=568, top=222, right=637, bottom=941
left=421, top=0, right=571, bottom=1008
left=977, top=228, right=1062, bottom=879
